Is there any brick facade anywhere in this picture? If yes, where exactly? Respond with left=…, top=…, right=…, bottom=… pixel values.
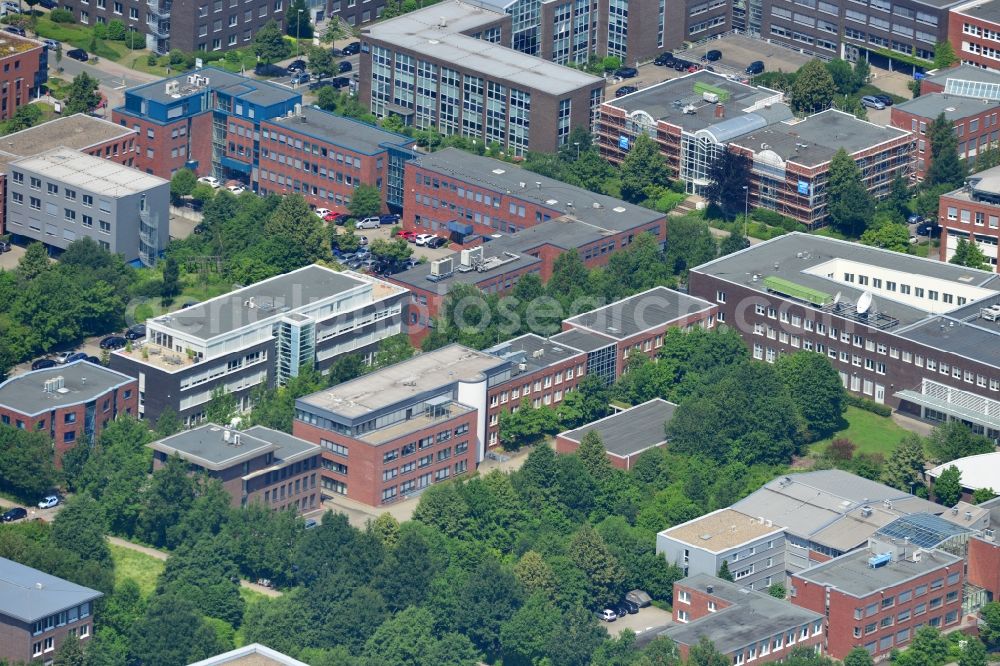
left=0, top=36, right=47, bottom=122
left=967, top=536, right=1000, bottom=598
left=937, top=189, right=1000, bottom=272
left=0, top=611, right=94, bottom=664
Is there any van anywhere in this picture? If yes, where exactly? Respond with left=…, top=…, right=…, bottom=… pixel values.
left=356, top=217, right=381, bottom=229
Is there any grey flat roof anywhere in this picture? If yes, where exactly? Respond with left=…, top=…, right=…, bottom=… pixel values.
left=923, top=64, right=1000, bottom=87
left=732, top=470, right=945, bottom=549
left=559, top=398, right=676, bottom=457
left=897, top=315, right=1000, bottom=368
left=957, top=0, right=1000, bottom=21
left=0, top=114, right=134, bottom=162
left=270, top=106, right=414, bottom=155
left=663, top=574, right=822, bottom=654
left=550, top=327, right=617, bottom=352
left=485, top=333, right=585, bottom=378
left=728, top=110, right=911, bottom=168
left=128, top=68, right=298, bottom=107
left=895, top=93, right=1000, bottom=121
left=149, top=265, right=368, bottom=340
left=564, top=286, right=714, bottom=339
left=11, top=147, right=168, bottom=197
left=243, top=425, right=320, bottom=460
left=298, top=344, right=507, bottom=418
left=0, top=360, right=135, bottom=417
left=0, top=557, right=103, bottom=623
left=411, top=149, right=664, bottom=229
left=693, top=232, right=1000, bottom=329
left=363, top=1, right=602, bottom=95
left=964, top=165, right=1000, bottom=196
left=608, top=70, right=781, bottom=130
left=150, top=424, right=276, bottom=469
left=795, top=547, right=962, bottom=597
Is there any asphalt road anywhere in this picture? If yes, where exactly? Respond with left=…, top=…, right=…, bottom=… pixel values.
left=53, top=53, right=158, bottom=110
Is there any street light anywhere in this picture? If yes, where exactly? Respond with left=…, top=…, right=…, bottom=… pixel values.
left=742, top=185, right=749, bottom=238
left=296, top=8, right=304, bottom=59
left=574, top=141, right=580, bottom=159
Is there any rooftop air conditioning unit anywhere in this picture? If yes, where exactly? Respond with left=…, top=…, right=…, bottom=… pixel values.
left=911, top=550, right=922, bottom=563
left=430, top=257, right=453, bottom=276
left=461, top=246, right=484, bottom=267
left=703, top=91, right=719, bottom=103
left=861, top=505, right=873, bottom=518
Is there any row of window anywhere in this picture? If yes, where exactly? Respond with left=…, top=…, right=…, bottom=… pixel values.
left=262, top=472, right=316, bottom=504
left=381, top=459, right=469, bottom=502
left=381, top=442, right=470, bottom=479
left=489, top=366, right=579, bottom=407
left=861, top=612, right=961, bottom=655
left=33, top=627, right=90, bottom=658
left=12, top=173, right=109, bottom=210
left=32, top=603, right=91, bottom=636
left=945, top=205, right=1000, bottom=230
left=381, top=425, right=471, bottom=464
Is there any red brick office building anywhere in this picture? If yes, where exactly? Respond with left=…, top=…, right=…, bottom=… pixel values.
left=948, top=3, right=1000, bottom=71
left=0, top=33, right=47, bottom=122
left=665, top=574, right=825, bottom=664
left=150, top=424, right=322, bottom=514
left=0, top=361, right=138, bottom=466
left=555, top=398, right=676, bottom=470
left=791, top=547, right=965, bottom=660
left=937, top=167, right=1000, bottom=272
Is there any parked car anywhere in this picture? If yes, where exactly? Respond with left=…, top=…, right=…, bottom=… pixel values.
left=198, top=175, right=221, bottom=188
left=397, top=230, right=418, bottom=242
left=4, top=25, right=24, bottom=36
left=256, top=578, right=273, bottom=588
left=614, top=66, right=638, bottom=79
left=621, top=599, right=640, bottom=614
left=917, top=222, right=941, bottom=238
left=125, top=324, right=146, bottom=340
left=415, top=233, right=437, bottom=246
left=85, top=355, right=102, bottom=365
left=861, top=95, right=886, bottom=109
left=315, top=207, right=333, bottom=218
left=745, top=60, right=764, bottom=75
left=358, top=235, right=369, bottom=245
left=37, top=495, right=59, bottom=509
left=425, top=236, right=446, bottom=249
left=653, top=52, right=674, bottom=66
left=615, top=85, right=638, bottom=98
left=1, top=507, right=27, bottom=522
left=687, top=63, right=701, bottom=73
left=42, top=39, right=59, bottom=50
left=66, top=48, right=89, bottom=62
left=330, top=47, right=344, bottom=57
left=597, top=609, right=618, bottom=622
left=339, top=60, right=353, bottom=73
left=99, top=335, right=127, bottom=350
left=356, top=216, right=381, bottom=229
left=873, top=94, right=894, bottom=106
left=31, top=358, right=57, bottom=370
left=0, top=240, right=10, bottom=252
left=342, top=41, right=361, bottom=55
left=227, top=184, right=246, bottom=195
left=907, top=214, right=923, bottom=225
left=304, top=518, right=318, bottom=529
left=254, top=63, right=287, bottom=77
left=54, top=351, right=78, bottom=364
left=290, top=71, right=310, bottom=85
left=38, top=0, right=57, bottom=7
left=323, top=211, right=344, bottom=223
left=287, top=59, right=307, bottom=72
left=626, top=589, right=652, bottom=608
left=613, top=602, right=631, bottom=618
left=379, top=213, right=400, bottom=225
left=65, top=352, right=88, bottom=364
left=703, top=48, right=722, bottom=61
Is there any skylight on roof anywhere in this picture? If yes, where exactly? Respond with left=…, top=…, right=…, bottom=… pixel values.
left=492, top=168, right=505, bottom=174
left=546, top=199, right=558, bottom=205
left=613, top=206, right=627, bottom=213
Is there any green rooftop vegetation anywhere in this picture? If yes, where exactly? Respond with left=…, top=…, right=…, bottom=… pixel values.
left=693, top=81, right=730, bottom=102
left=763, top=275, right=832, bottom=306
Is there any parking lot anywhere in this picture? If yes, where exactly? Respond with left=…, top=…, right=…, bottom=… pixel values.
left=331, top=220, right=455, bottom=265
left=671, top=34, right=816, bottom=79
left=602, top=605, right=673, bottom=640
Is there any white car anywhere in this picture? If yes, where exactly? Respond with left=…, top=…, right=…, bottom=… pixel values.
left=197, top=176, right=221, bottom=189
left=227, top=184, right=246, bottom=195
left=356, top=216, right=381, bottom=229
left=37, top=495, right=59, bottom=509
left=597, top=609, right=617, bottom=622
left=415, top=233, right=438, bottom=246
left=315, top=208, right=332, bottom=218
left=54, top=351, right=77, bottom=364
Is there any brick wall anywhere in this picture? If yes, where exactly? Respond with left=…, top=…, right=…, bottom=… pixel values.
left=967, top=536, right=1000, bottom=599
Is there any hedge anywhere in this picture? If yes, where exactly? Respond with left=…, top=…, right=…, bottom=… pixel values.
left=846, top=395, right=892, bottom=417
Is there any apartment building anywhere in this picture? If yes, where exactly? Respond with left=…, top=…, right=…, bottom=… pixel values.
left=0, top=558, right=101, bottom=665
left=937, top=166, right=1000, bottom=272
left=0, top=33, right=46, bottom=122
left=557, top=398, right=676, bottom=469
left=665, top=574, right=824, bottom=664
left=597, top=71, right=913, bottom=228
left=791, top=543, right=964, bottom=660
left=0, top=114, right=137, bottom=236
left=110, top=265, right=409, bottom=425
left=657, top=508, right=787, bottom=591
left=149, top=423, right=322, bottom=513
left=113, top=69, right=300, bottom=181
left=258, top=105, right=415, bottom=213
left=358, top=0, right=605, bottom=155
left=293, top=344, right=506, bottom=505
left=484, top=334, right=587, bottom=449
left=60, top=0, right=287, bottom=54
left=0, top=361, right=138, bottom=466
left=5, top=148, right=169, bottom=266
left=689, top=232, right=1000, bottom=436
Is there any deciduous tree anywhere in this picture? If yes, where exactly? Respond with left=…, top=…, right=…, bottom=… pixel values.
left=827, top=148, right=873, bottom=236
left=253, top=20, right=290, bottom=63
left=64, top=72, right=102, bottom=115
left=619, top=134, right=669, bottom=203
left=880, top=433, right=926, bottom=492
left=348, top=184, right=382, bottom=219
left=775, top=351, right=846, bottom=439
left=926, top=112, right=966, bottom=190
left=933, top=465, right=962, bottom=506
left=705, top=151, right=752, bottom=219
left=950, top=238, right=989, bottom=270
left=789, top=60, right=836, bottom=114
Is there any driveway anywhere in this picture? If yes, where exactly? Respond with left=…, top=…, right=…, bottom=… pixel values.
left=602, top=605, right=673, bottom=643
left=0, top=496, right=63, bottom=521
left=670, top=34, right=815, bottom=79
left=0, top=243, right=25, bottom=270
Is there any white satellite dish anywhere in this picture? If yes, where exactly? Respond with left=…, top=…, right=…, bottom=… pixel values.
left=857, top=291, right=873, bottom=315
left=833, top=291, right=841, bottom=305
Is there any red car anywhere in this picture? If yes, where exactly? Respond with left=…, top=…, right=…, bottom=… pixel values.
left=687, top=64, right=701, bottom=73
left=323, top=211, right=343, bottom=223
left=397, top=230, right=418, bottom=242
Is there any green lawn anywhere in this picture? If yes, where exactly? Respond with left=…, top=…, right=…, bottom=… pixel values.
left=109, top=544, right=164, bottom=598
left=34, top=17, right=136, bottom=61
left=812, top=226, right=849, bottom=240
left=810, top=406, right=912, bottom=458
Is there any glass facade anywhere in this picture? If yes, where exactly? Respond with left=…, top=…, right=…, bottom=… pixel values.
left=607, top=0, right=628, bottom=59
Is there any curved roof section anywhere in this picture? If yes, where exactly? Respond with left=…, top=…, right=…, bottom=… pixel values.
left=697, top=113, right=769, bottom=144
left=927, top=451, right=1000, bottom=491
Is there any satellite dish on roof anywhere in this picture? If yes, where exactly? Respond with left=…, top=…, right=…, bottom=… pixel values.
left=857, top=291, right=873, bottom=315
left=833, top=291, right=842, bottom=310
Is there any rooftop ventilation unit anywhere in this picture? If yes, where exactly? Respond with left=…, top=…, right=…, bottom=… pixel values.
left=703, top=91, right=719, bottom=103
left=460, top=246, right=484, bottom=268
left=42, top=376, right=65, bottom=393
left=683, top=105, right=697, bottom=114
left=861, top=505, right=873, bottom=518
left=427, top=257, right=454, bottom=281
left=868, top=552, right=892, bottom=568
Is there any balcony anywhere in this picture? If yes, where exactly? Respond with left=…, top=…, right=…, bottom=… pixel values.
left=146, top=0, right=171, bottom=18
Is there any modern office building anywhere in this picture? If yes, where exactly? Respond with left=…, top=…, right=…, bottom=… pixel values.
left=149, top=423, right=322, bottom=513
left=690, top=233, right=1000, bottom=435
left=110, top=265, right=409, bottom=425
left=0, top=34, right=46, bottom=122
left=60, top=0, right=286, bottom=54
left=293, top=344, right=506, bottom=505
left=5, top=148, right=170, bottom=266
left=665, top=574, right=824, bottom=663
left=950, top=0, right=1000, bottom=70
left=358, top=0, right=605, bottom=155
left=657, top=508, right=787, bottom=591
left=790, top=542, right=964, bottom=660
left=259, top=105, right=416, bottom=213
left=597, top=71, right=913, bottom=228
left=113, top=69, right=301, bottom=181
left=0, top=114, right=138, bottom=237
left=937, top=166, right=1000, bottom=272
left=555, top=398, right=674, bottom=468
left=0, top=361, right=138, bottom=466
left=731, top=470, right=945, bottom=576
left=0, top=558, right=101, bottom=665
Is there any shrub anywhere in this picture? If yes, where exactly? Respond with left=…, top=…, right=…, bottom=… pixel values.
left=50, top=8, right=75, bottom=22
left=107, top=19, right=126, bottom=40
left=124, top=30, right=146, bottom=49
left=146, top=52, right=158, bottom=66
left=846, top=395, right=892, bottom=417
left=828, top=438, right=856, bottom=462
left=168, top=49, right=186, bottom=65
left=92, top=22, right=108, bottom=39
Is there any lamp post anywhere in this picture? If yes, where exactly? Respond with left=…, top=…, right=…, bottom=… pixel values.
left=296, top=8, right=303, bottom=59
left=574, top=141, right=580, bottom=159
left=742, top=184, right=749, bottom=238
